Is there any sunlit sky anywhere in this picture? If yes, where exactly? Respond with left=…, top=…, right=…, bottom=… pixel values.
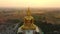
left=0, top=0, right=60, bottom=8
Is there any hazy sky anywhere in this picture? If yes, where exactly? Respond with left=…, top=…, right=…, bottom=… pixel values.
left=0, top=0, right=60, bottom=8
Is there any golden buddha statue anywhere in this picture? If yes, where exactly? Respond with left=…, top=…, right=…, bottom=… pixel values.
left=20, top=8, right=36, bottom=30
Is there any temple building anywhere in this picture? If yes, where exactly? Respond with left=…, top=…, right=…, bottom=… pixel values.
left=17, top=8, right=42, bottom=34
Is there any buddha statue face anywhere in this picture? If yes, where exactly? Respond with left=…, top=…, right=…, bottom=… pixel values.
left=24, top=17, right=33, bottom=26
left=26, top=20, right=32, bottom=26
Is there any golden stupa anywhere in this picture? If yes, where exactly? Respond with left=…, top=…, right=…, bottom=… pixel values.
left=20, top=8, right=37, bottom=30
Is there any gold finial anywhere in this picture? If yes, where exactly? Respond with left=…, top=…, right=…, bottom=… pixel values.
left=26, top=8, right=31, bottom=16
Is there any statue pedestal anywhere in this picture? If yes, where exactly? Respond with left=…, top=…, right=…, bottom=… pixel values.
left=23, top=30, right=34, bottom=34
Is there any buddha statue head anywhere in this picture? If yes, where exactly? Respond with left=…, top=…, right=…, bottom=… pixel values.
left=20, top=8, right=36, bottom=30
left=24, top=8, right=34, bottom=26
